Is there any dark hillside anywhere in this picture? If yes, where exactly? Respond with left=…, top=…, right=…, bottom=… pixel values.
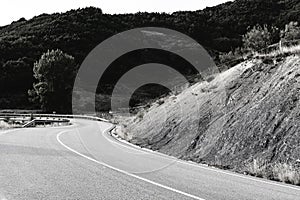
left=0, top=0, right=299, bottom=110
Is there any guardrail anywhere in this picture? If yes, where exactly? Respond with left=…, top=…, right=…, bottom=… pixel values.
left=0, top=113, right=110, bottom=123
left=22, top=118, right=71, bottom=128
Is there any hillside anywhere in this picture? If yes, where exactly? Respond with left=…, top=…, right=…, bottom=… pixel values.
left=0, top=0, right=299, bottom=110
left=120, top=54, right=300, bottom=178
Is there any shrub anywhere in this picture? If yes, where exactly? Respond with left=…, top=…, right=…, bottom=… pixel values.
left=218, top=48, right=245, bottom=70
left=135, top=111, right=145, bottom=122
left=0, top=121, right=10, bottom=129
left=243, top=25, right=277, bottom=52
left=280, top=21, right=300, bottom=41
left=246, top=158, right=269, bottom=178
left=219, top=51, right=236, bottom=64
left=157, top=99, right=165, bottom=106
left=272, top=163, right=300, bottom=185
left=246, top=159, right=300, bottom=185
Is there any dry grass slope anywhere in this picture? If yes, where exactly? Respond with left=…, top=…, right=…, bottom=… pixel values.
left=273, top=163, right=300, bottom=185
left=246, top=159, right=300, bottom=185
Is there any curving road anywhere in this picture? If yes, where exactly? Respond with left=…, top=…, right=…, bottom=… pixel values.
left=1, top=119, right=300, bottom=200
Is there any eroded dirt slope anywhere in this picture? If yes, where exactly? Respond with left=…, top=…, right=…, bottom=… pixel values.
left=122, top=55, right=300, bottom=171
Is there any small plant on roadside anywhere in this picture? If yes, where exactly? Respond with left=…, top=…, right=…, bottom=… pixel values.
left=0, top=121, right=10, bottom=129
left=272, top=163, right=300, bottom=185
left=246, top=158, right=269, bottom=178
left=157, top=99, right=165, bottom=106
left=136, top=111, right=145, bottom=120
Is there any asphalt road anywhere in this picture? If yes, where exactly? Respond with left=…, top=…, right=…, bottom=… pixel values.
left=1, top=119, right=300, bottom=200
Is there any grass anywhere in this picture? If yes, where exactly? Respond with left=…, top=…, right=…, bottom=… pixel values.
left=246, top=159, right=300, bottom=185
left=272, top=163, right=300, bottom=185
left=246, top=158, right=269, bottom=178
left=0, top=120, right=20, bottom=129
left=0, top=120, right=11, bottom=129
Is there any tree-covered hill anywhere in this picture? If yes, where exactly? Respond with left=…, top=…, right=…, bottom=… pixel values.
left=0, top=0, right=299, bottom=110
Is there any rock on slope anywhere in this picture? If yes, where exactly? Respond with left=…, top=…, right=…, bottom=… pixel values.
left=124, top=55, right=300, bottom=171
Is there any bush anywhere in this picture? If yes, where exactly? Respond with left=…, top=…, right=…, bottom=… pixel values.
left=218, top=48, right=245, bottom=70
left=0, top=121, right=10, bottom=129
left=242, top=25, right=277, bottom=52
left=246, top=158, right=269, bottom=178
left=245, top=159, right=300, bottom=185
left=280, top=21, right=300, bottom=41
left=156, top=99, right=165, bottom=106
left=272, top=163, right=300, bottom=185
left=219, top=51, right=236, bottom=64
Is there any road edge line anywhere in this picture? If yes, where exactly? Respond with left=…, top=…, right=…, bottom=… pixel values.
left=108, top=128, right=300, bottom=192
left=56, top=130, right=206, bottom=200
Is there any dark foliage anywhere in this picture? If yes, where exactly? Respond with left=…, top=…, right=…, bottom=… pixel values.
left=0, top=0, right=299, bottom=111
left=29, top=50, right=76, bottom=113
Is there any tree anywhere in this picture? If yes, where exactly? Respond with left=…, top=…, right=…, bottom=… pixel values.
left=242, top=25, right=274, bottom=52
left=29, top=49, right=76, bottom=113
left=280, top=21, right=300, bottom=41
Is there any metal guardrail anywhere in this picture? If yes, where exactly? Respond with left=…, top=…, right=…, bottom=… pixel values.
left=0, top=113, right=110, bottom=123
left=22, top=118, right=71, bottom=128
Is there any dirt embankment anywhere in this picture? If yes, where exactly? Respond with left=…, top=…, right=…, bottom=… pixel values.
left=122, top=55, right=300, bottom=172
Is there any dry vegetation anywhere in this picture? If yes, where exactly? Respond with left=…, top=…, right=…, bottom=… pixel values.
left=246, top=159, right=300, bottom=185
left=246, top=158, right=269, bottom=178
left=273, top=163, right=300, bottom=185
left=0, top=120, right=10, bottom=129
left=0, top=120, right=20, bottom=129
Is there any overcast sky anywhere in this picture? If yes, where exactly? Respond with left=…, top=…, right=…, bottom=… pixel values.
left=1, top=0, right=231, bottom=26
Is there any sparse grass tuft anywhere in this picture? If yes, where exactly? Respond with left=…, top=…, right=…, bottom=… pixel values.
left=245, top=159, right=300, bottom=185
left=272, top=163, right=300, bottom=185
left=156, top=99, right=165, bottom=106
left=0, top=120, right=20, bottom=129
left=0, top=120, right=11, bottom=129
left=246, top=158, right=269, bottom=178
left=136, top=112, right=144, bottom=120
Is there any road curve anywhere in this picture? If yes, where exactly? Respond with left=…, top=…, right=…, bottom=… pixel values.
left=1, top=119, right=300, bottom=200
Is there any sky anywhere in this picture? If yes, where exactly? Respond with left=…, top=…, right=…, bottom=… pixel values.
left=0, top=0, right=231, bottom=26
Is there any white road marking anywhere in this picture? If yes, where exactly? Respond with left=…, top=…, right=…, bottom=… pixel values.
left=57, top=130, right=205, bottom=200
left=104, top=126, right=180, bottom=161
left=4, top=119, right=299, bottom=195
left=101, top=127, right=183, bottom=174
left=101, top=127, right=148, bottom=155
left=107, top=125, right=300, bottom=192
left=75, top=121, right=300, bottom=192
left=102, top=123, right=300, bottom=191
